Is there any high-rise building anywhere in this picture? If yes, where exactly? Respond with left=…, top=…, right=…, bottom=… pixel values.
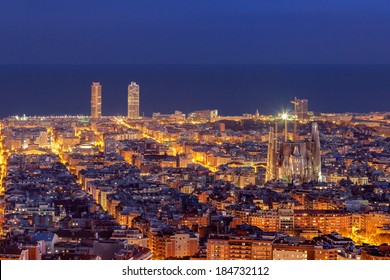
left=266, top=122, right=321, bottom=183
left=91, top=82, right=102, bottom=118
left=296, top=99, right=309, bottom=121
left=128, top=82, right=140, bottom=119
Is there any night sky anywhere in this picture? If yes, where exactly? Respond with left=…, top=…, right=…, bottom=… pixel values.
left=0, top=1, right=390, bottom=117
left=1, top=0, right=390, bottom=64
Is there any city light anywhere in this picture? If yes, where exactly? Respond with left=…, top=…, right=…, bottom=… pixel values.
left=281, top=112, right=289, bottom=120
left=1, top=2, right=390, bottom=275
left=1, top=96, right=390, bottom=262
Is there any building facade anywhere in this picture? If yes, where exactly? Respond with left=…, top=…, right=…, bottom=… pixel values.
left=207, top=235, right=273, bottom=260
left=296, top=99, right=309, bottom=121
left=187, top=110, right=218, bottom=123
left=91, top=82, right=102, bottom=118
left=104, top=137, right=117, bottom=155
left=128, top=82, right=140, bottom=119
left=266, top=122, right=321, bottom=183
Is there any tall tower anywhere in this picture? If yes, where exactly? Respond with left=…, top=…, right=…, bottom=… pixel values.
left=311, top=122, right=321, bottom=180
left=266, top=126, right=276, bottom=182
left=291, top=97, right=298, bottom=140
left=128, top=82, right=140, bottom=119
left=91, top=82, right=102, bottom=118
left=296, top=99, right=308, bottom=121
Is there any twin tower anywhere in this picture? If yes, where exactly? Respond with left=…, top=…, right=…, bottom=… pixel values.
left=91, top=81, right=140, bottom=119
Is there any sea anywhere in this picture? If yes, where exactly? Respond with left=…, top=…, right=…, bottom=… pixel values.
left=0, top=64, right=389, bottom=118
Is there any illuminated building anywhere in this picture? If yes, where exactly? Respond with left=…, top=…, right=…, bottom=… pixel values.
left=104, top=137, right=117, bottom=155
left=148, top=231, right=198, bottom=260
left=215, top=122, right=225, bottom=132
left=128, top=82, right=140, bottom=119
left=272, top=243, right=314, bottom=260
left=313, top=232, right=354, bottom=260
left=249, top=211, right=280, bottom=232
left=206, top=235, right=273, bottom=260
left=266, top=122, right=321, bottom=183
left=359, top=212, right=390, bottom=234
left=314, top=247, right=339, bottom=260
left=279, top=209, right=294, bottom=234
left=187, top=109, right=218, bottom=122
left=361, top=245, right=390, bottom=260
left=250, top=210, right=353, bottom=236
left=152, top=111, right=186, bottom=122
left=99, top=187, right=116, bottom=211
left=294, top=210, right=352, bottom=236
left=91, top=82, right=102, bottom=118
left=22, top=242, right=44, bottom=260
left=111, top=228, right=149, bottom=248
left=166, top=233, right=198, bottom=259
left=107, top=197, right=121, bottom=218
left=296, top=98, right=309, bottom=121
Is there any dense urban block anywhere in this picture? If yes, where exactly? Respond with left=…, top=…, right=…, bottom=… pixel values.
left=1, top=93, right=389, bottom=260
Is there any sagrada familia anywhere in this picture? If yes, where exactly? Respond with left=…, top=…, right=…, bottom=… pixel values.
left=266, top=122, right=321, bottom=183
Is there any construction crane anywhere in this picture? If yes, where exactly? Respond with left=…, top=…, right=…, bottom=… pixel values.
left=291, top=97, right=298, bottom=141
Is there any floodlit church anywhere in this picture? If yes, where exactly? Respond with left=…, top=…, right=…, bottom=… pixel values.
left=266, top=122, right=321, bottom=183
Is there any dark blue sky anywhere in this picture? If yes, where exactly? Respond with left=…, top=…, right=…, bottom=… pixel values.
left=1, top=0, right=390, bottom=64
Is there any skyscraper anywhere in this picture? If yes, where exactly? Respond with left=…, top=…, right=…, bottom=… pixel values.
left=296, top=99, right=309, bottom=121
left=128, top=82, right=140, bottom=119
left=91, top=82, right=102, bottom=118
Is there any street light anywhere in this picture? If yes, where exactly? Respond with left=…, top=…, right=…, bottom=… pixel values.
left=281, top=112, right=289, bottom=141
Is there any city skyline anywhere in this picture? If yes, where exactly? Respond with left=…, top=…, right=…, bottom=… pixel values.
left=1, top=110, right=390, bottom=260
left=1, top=0, right=390, bottom=265
left=1, top=65, right=389, bottom=118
